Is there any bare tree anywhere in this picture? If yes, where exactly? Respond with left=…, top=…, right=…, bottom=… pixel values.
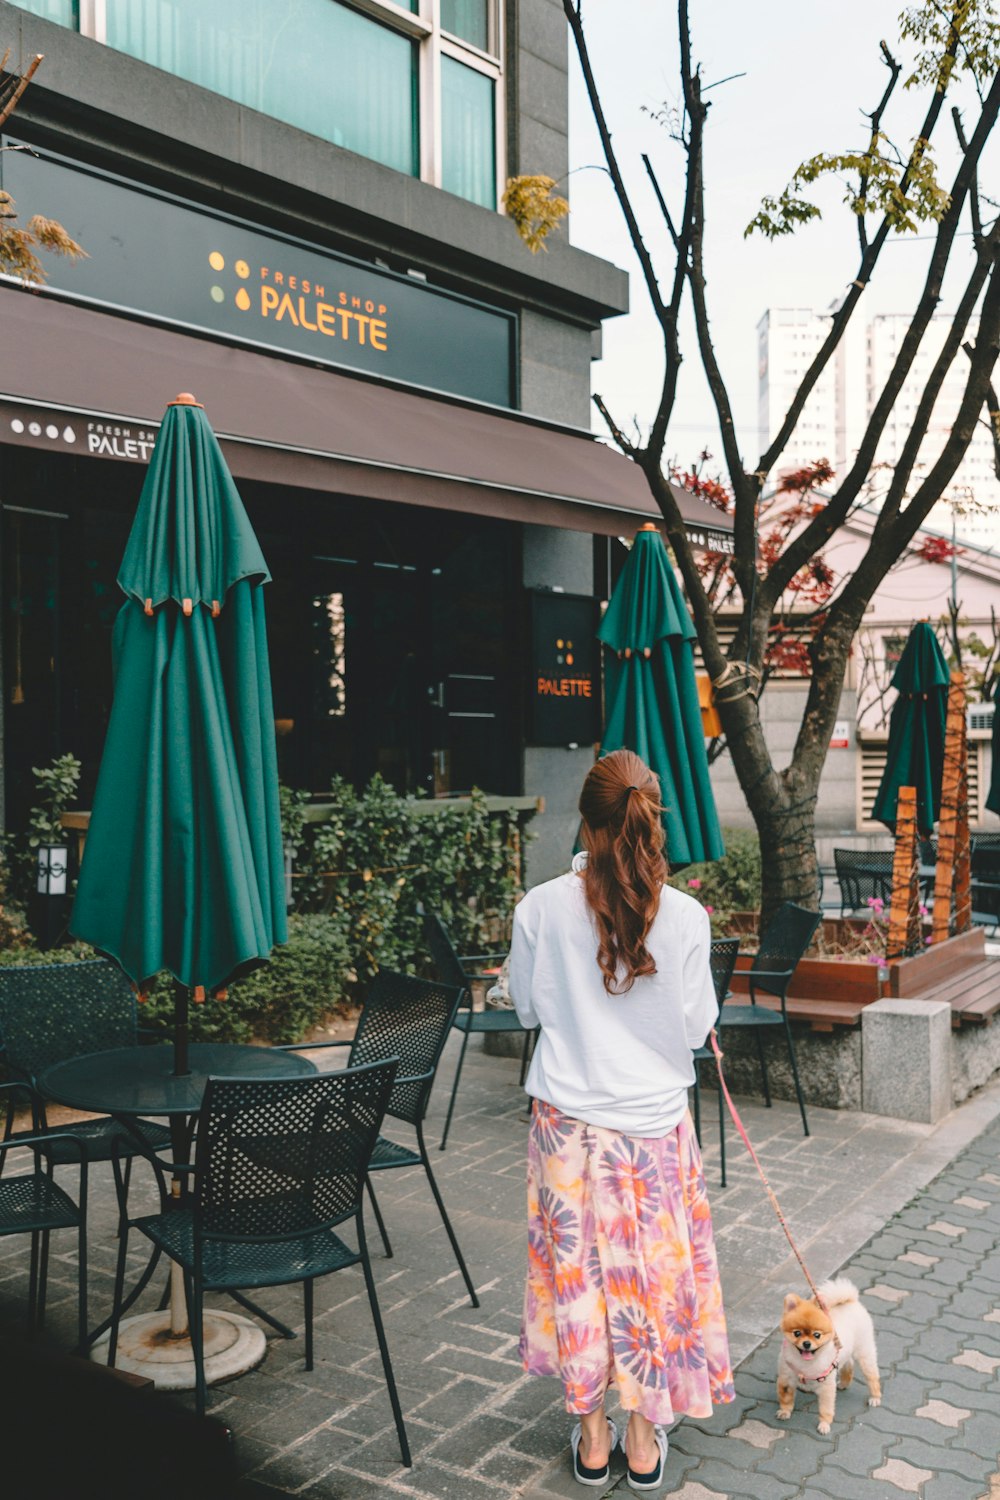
left=510, top=1, right=1000, bottom=923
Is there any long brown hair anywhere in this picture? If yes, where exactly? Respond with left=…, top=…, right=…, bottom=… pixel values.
left=578, top=749, right=667, bottom=995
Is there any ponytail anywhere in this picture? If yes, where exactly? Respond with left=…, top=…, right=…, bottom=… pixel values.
left=578, top=750, right=667, bottom=994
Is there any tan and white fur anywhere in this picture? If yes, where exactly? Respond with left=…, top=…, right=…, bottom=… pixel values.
left=776, top=1278, right=881, bottom=1434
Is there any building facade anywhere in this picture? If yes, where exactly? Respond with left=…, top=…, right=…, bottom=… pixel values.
left=0, top=0, right=733, bottom=884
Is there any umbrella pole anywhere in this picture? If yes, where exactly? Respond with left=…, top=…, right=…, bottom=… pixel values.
left=173, top=981, right=190, bottom=1077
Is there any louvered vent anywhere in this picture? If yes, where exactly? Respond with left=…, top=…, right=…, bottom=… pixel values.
left=967, top=702, right=995, bottom=740
left=859, top=744, right=982, bottom=827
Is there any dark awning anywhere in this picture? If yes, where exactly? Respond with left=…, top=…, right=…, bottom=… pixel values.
left=0, top=287, right=734, bottom=551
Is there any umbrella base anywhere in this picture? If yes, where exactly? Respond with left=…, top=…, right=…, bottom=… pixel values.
left=90, top=1309, right=267, bottom=1390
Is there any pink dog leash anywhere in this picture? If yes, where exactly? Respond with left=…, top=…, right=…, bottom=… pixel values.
left=708, top=1028, right=842, bottom=1352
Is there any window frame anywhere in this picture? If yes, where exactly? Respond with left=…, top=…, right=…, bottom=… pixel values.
left=78, top=0, right=505, bottom=209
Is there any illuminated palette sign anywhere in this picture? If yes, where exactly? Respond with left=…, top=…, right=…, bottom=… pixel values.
left=0, top=145, right=516, bottom=407
left=528, top=592, right=601, bottom=747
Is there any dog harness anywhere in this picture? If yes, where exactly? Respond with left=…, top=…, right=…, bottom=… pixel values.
left=786, top=1339, right=839, bottom=1385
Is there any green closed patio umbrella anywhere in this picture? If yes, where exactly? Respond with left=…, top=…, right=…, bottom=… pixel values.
left=70, top=394, right=286, bottom=1073
left=598, top=524, right=725, bottom=867
left=872, top=620, right=950, bottom=836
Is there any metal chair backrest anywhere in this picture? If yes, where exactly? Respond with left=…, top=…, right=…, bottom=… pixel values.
left=708, top=938, right=740, bottom=1014
left=751, top=902, right=821, bottom=1000
left=349, top=969, right=465, bottom=1127
left=422, top=912, right=472, bottom=996
left=833, top=848, right=892, bottom=913
left=918, top=838, right=938, bottom=868
left=0, top=959, right=138, bottom=1084
left=195, top=1058, right=398, bottom=1243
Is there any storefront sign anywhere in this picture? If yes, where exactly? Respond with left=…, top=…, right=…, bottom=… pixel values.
left=1, top=145, right=516, bottom=407
left=528, top=592, right=601, bottom=747
left=0, top=400, right=159, bottom=462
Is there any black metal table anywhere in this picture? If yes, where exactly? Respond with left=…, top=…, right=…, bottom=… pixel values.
left=41, top=1041, right=315, bottom=1118
left=40, top=1042, right=317, bottom=1389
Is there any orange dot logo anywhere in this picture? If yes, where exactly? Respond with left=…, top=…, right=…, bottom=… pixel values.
left=235, top=259, right=250, bottom=279
left=235, top=287, right=251, bottom=311
left=208, top=251, right=225, bottom=271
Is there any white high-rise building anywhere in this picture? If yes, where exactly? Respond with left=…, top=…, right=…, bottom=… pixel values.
left=867, top=313, right=1000, bottom=546
left=758, top=307, right=1000, bottom=547
left=757, top=308, right=843, bottom=477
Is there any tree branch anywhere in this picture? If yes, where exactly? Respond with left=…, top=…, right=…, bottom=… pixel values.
left=757, top=70, right=1000, bottom=610
left=856, top=41, right=903, bottom=255
left=592, top=393, right=637, bottom=457
left=0, top=53, right=43, bottom=133
left=756, top=25, right=962, bottom=486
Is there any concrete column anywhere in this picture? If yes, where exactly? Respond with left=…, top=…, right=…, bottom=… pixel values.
left=862, top=999, right=953, bottom=1123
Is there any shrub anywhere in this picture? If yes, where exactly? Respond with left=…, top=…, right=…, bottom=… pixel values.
left=2, top=753, right=82, bottom=908
left=0, top=776, right=524, bottom=1046
left=0, top=917, right=353, bottom=1047
left=673, top=829, right=761, bottom=930
left=139, top=912, right=354, bottom=1044
left=287, top=776, right=521, bottom=984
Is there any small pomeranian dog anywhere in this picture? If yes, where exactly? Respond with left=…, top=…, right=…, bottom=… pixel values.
left=776, top=1278, right=881, bottom=1434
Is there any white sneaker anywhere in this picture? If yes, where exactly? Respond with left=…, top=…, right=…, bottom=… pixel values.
left=570, top=1415, right=619, bottom=1486
left=625, top=1423, right=668, bottom=1491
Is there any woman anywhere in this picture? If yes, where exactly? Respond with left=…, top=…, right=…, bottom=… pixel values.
left=508, top=749, right=733, bottom=1491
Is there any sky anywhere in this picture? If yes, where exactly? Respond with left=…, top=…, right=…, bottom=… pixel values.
left=564, top=0, right=996, bottom=469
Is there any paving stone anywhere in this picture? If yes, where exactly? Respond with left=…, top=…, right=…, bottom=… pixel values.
left=475, top=1448, right=545, bottom=1489
left=727, top=1417, right=783, bottom=1449
left=899, top=1251, right=940, bottom=1267
left=386, top=1461, right=501, bottom=1498
left=952, top=1349, right=1000, bottom=1375
left=925, top=1221, right=967, bottom=1238
left=871, top=1458, right=934, bottom=1492
left=915, top=1398, right=971, bottom=1427
left=953, top=1196, right=991, bottom=1211
left=422, top=1413, right=520, bottom=1467
left=866, top=1283, right=911, bottom=1303
left=657, top=1485, right=727, bottom=1500
left=886, top=1437, right=995, bottom=1483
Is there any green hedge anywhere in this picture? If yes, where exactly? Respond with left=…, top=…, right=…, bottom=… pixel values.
left=0, top=778, right=523, bottom=1046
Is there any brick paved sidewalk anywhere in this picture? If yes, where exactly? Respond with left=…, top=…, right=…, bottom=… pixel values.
left=605, top=1113, right=1000, bottom=1500
left=3, top=1032, right=1000, bottom=1499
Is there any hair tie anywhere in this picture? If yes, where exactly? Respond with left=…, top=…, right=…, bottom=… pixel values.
left=625, top=784, right=639, bottom=798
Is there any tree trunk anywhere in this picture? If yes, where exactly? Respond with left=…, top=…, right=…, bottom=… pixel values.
left=714, top=682, right=822, bottom=931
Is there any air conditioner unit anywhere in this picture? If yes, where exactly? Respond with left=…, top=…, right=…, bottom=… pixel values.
left=967, top=701, right=995, bottom=740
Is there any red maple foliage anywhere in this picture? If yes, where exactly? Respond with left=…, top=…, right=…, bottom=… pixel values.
left=671, top=455, right=836, bottom=676
left=915, top=535, right=963, bottom=564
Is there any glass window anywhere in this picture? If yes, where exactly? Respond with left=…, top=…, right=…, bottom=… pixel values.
left=105, top=0, right=419, bottom=177
left=441, top=0, right=489, bottom=52
left=8, top=0, right=77, bottom=24
left=441, top=54, right=495, bottom=208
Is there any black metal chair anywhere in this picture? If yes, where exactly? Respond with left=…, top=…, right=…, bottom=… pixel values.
left=0, top=1082, right=89, bottom=1351
left=691, top=937, right=739, bottom=1188
left=281, top=968, right=479, bottom=1308
left=422, top=911, right=535, bottom=1151
left=833, top=848, right=893, bottom=918
left=971, top=847, right=1000, bottom=933
left=717, top=902, right=821, bottom=1137
left=0, top=960, right=172, bottom=1167
left=108, top=1058, right=413, bottom=1463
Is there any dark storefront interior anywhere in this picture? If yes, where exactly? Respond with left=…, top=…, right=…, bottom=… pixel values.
left=1, top=445, right=523, bottom=828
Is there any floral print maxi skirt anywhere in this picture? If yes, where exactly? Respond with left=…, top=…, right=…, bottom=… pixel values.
left=520, top=1099, right=735, bottom=1424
